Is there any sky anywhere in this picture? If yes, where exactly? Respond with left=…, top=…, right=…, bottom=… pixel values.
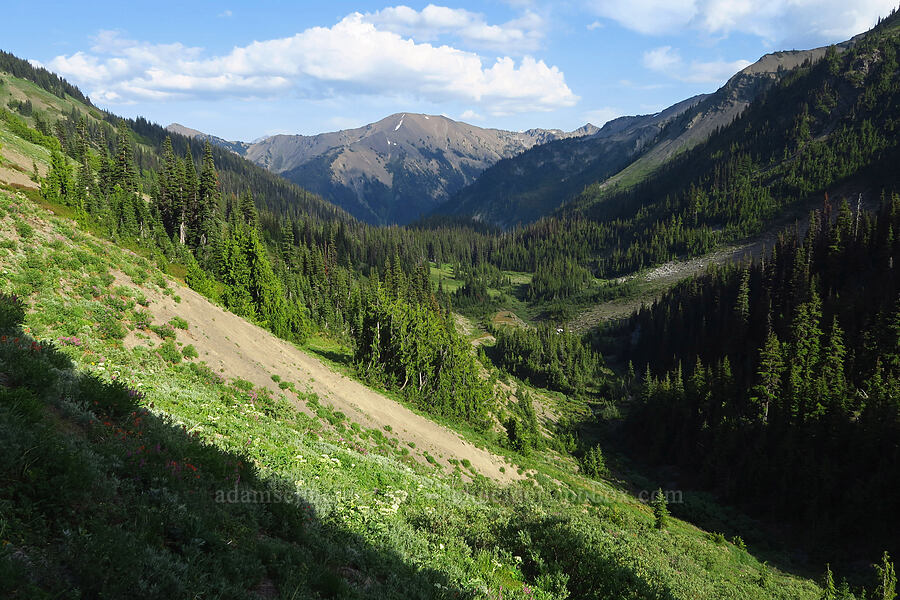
left=3, top=1, right=896, bottom=140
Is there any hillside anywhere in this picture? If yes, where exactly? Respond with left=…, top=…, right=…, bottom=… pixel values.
left=0, top=50, right=351, bottom=226
left=1, top=12, right=898, bottom=597
left=234, top=113, right=597, bottom=225
left=435, top=41, right=853, bottom=229
left=0, top=108, right=827, bottom=599
left=437, top=95, right=705, bottom=228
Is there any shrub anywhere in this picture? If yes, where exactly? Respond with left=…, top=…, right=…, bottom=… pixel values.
left=14, top=219, right=34, bottom=241
left=708, top=532, right=726, bottom=544
left=168, top=316, right=189, bottom=330
left=0, top=292, right=25, bottom=330
left=95, top=309, right=126, bottom=340
left=132, top=310, right=152, bottom=330
left=157, top=340, right=182, bottom=364
left=181, top=344, right=198, bottom=359
left=150, top=324, right=176, bottom=339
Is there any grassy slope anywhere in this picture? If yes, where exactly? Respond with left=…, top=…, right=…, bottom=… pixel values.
left=0, top=118, right=823, bottom=598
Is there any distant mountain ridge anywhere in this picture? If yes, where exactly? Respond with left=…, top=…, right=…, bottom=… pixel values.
left=166, top=122, right=249, bottom=156
left=168, top=115, right=598, bottom=225
left=433, top=41, right=857, bottom=228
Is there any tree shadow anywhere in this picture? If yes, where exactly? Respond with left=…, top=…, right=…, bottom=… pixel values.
left=0, top=322, right=476, bottom=599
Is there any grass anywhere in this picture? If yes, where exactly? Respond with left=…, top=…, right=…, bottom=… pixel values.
left=0, top=107, right=826, bottom=599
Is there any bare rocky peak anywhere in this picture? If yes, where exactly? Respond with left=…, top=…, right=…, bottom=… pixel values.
left=242, top=113, right=594, bottom=175
left=238, top=113, right=596, bottom=224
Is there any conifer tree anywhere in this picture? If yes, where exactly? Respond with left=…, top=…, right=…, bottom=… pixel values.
left=652, top=488, right=669, bottom=530
left=753, top=331, right=784, bottom=424
left=874, top=552, right=897, bottom=600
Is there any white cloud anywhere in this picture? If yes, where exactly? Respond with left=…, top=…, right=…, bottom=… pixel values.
left=218, top=9, right=233, bottom=18
left=587, top=0, right=697, bottom=35
left=642, top=46, right=682, bottom=72
left=460, top=109, right=485, bottom=121
left=363, top=4, right=545, bottom=52
left=47, top=14, right=577, bottom=114
left=642, top=45, right=751, bottom=83
left=586, top=0, right=896, bottom=43
left=583, top=106, right=622, bottom=126
left=586, top=20, right=604, bottom=30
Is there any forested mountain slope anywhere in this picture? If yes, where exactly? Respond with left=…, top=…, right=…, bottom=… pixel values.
left=0, top=50, right=349, bottom=225
left=618, top=194, right=900, bottom=567
left=436, top=95, right=705, bottom=228
left=562, top=15, right=900, bottom=269
left=0, top=52, right=838, bottom=599
left=434, top=41, right=852, bottom=229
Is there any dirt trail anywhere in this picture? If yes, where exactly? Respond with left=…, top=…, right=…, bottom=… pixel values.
left=122, top=274, right=521, bottom=483
left=570, top=233, right=775, bottom=332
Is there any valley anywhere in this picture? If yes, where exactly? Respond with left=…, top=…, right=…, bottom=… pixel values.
left=1, top=8, right=900, bottom=600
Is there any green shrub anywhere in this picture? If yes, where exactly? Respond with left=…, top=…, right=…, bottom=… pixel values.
left=95, top=309, right=126, bottom=340
left=708, top=532, right=726, bottom=545
left=168, top=316, right=189, bottom=330
left=157, top=340, right=182, bottom=364
left=150, top=324, right=176, bottom=339
left=15, top=220, right=34, bottom=241
left=131, top=309, right=152, bottom=330
left=0, top=292, right=25, bottom=330
left=181, top=344, right=198, bottom=359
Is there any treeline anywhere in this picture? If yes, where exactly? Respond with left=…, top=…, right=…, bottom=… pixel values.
left=492, top=323, right=600, bottom=395
left=38, top=112, right=496, bottom=429
left=0, top=49, right=92, bottom=104
left=556, top=25, right=900, bottom=277
left=621, top=196, right=900, bottom=562
left=353, top=265, right=493, bottom=430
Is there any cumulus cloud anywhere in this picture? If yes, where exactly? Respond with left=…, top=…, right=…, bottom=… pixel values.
left=47, top=13, right=577, bottom=114
left=587, top=0, right=896, bottom=43
left=460, top=109, right=485, bottom=121
left=362, top=4, right=545, bottom=52
left=642, top=45, right=751, bottom=83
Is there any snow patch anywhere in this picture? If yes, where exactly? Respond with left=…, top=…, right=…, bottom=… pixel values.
left=424, top=115, right=429, bottom=120
left=395, top=114, right=405, bottom=131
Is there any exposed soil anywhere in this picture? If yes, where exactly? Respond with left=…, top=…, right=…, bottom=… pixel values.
left=120, top=273, right=521, bottom=482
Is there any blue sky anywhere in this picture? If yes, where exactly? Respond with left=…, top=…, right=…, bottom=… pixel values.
left=4, top=1, right=896, bottom=140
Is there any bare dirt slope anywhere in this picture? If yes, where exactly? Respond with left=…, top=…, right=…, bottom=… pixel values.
left=123, top=274, right=521, bottom=482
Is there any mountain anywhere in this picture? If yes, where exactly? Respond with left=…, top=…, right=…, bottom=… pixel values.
left=239, top=113, right=598, bottom=225
left=0, top=52, right=834, bottom=600
left=166, top=122, right=249, bottom=155
left=435, top=42, right=855, bottom=228
left=435, top=94, right=706, bottom=228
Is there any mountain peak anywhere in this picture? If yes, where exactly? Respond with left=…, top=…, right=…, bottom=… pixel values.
left=241, top=114, right=598, bottom=225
